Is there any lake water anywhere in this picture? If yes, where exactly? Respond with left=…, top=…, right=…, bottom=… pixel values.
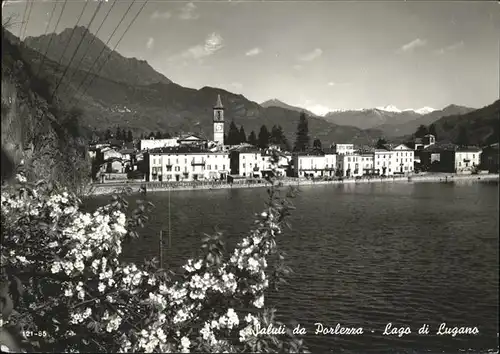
left=85, top=181, right=499, bottom=353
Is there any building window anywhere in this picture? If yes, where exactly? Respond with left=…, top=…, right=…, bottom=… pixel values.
left=192, top=166, right=195, bottom=171
left=223, top=164, right=225, bottom=170
left=207, top=165, right=211, bottom=170
left=243, top=156, right=245, bottom=160
left=243, top=163, right=246, bottom=168
left=215, top=165, right=218, bottom=170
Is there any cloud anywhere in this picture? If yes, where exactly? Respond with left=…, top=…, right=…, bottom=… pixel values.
left=327, top=81, right=352, bottom=87
left=293, top=64, right=303, bottom=70
left=434, top=41, right=464, bottom=55
left=170, top=32, right=224, bottom=62
left=398, top=38, right=427, bottom=53
left=151, top=10, right=172, bottom=20
left=146, top=37, right=154, bottom=50
left=245, top=47, right=262, bottom=56
left=179, top=2, right=200, bottom=20
left=298, top=48, right=323, bottom=61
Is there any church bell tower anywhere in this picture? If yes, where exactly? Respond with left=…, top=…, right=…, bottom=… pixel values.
left=213, top=94, right=225, bottom=146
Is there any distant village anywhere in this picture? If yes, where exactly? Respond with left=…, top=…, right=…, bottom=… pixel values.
left=88, top=95, right=499, bottom=184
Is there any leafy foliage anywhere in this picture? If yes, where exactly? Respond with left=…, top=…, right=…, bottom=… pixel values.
left=0, top=153, right=309, bottom=353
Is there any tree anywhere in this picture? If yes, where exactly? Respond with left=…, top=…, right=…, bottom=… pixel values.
left=312, top=138, right=322, bottom=150
left=428, top=124, right=437, bottom=139
left=227, top=121, right=240, bottom=145
left=456, top=126, right=469, bottom=147
left=376, top=138, right=388, bottom=149
left=239, top=126, right=247, bottom=144
left=148, top=132, right=155, bottom=139
left=104, top=129, right=112, bottom=141
left=115, top=127, right=123, bottom=141
left=155, top=131, right=162, bottom=139
left=126, top=130, right=133, bottom=142
left=258, top=125, right=270, bottom=149
left=0, top=156, right=309, bottom=353
left=248, top=131, right=257, bottom=146
left=163, top=132, right=172, bottom=139
left=294, top=112, right=310, bottom=152
left=415, top=125, right=428, bottom=139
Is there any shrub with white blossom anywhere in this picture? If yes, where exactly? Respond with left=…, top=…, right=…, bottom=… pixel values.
left=0, top=151, right=309, bottom=353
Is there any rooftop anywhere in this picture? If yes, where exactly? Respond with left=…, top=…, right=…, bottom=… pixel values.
left=148, top=146, right=216, bottom=155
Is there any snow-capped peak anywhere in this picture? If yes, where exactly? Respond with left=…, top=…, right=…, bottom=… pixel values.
left=414, top=106, right=436, bottom=114
left=376, top=105, right=436, bottom=114
left=376, top=105, right=401, bottom=113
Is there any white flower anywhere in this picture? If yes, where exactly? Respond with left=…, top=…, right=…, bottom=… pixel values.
left=64, top=288, right=73, bottom=297
left=51, top=262, right=62, bottom=274
left=194, top=260, right=202, bottom=270
left=253, top=294, right=264, bottom=308
left=98, top=282, right=106, bottom=293
left=180, top=336, right=190, bottom=352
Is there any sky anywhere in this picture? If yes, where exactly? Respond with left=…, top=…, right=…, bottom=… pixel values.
left=2, top=0, right=499, bottom=115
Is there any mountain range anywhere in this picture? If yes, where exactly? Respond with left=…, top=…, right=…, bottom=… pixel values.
left=9, top=26, right=499, bottom=147
left=19, top=26, right=382, bottom=145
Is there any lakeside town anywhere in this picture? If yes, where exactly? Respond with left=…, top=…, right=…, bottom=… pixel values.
left=89, top=95, right=499, bottom=189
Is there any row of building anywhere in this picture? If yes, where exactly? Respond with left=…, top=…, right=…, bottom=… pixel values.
left=88, top=95, right=498, bottom=183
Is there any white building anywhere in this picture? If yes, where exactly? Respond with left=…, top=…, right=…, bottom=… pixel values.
left=454, top=148, right=482, bottom=173
left=389, top=144, right=414, bottom=175
left=360, top=154, right=374, bottom=175
left=145, top=95, right=231, bottom=181
left=292, top=152, right=336, bottom=177
left=337, top=154, right=363, bottom=177
left=140, top=138, right=179, bottom=151
left=414, top=134, right=436, bottom=150
left=332, top=143, right=355, bottom=155
left=148, top=148, right=230, bottom=182
left=236, top=148, right=262, bottom=178
left=373, top=149, right=394, bottom=176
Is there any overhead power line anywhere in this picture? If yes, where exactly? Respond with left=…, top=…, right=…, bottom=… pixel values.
left=18, top=0, right=29, bottom=38
left=20, top=0, right=34, bottom=40
left=69, top=0, right=146, bottom=106
left=36, top=0, right=69, bottom=77
left=50, top=1, right=105, bottom=101
left=52, top=0, right=90, bottom=79
left=64, top=0, right=119, bottom=88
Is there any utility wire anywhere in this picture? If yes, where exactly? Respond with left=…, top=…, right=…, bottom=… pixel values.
left=20, top=0, right=34, bottom=40
left=69, top=0, right=146, bottom=106
left=52, top=0, right=90, bottom=82
left=64, top=0, right=119, bottom=88
left=36, top=0, right=69, bottom=77
left=17, top=0, right=29, bottom=38
left=50, top=0, right=104, bottom=101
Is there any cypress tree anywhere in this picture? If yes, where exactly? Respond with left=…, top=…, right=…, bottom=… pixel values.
left=294, top=112, right=310, bottom=152
left=258, top=125, right=270, bottom=149
left=248, top=131, right=257, bottom=146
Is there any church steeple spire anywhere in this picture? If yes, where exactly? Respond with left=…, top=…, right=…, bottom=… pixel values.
left=214, top=94, right=224, bottom=109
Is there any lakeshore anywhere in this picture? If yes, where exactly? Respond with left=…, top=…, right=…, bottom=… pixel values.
left=88, top=173, right=500, bottom=196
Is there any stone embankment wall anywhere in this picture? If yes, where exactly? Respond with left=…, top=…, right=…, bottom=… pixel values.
left=90, top=174, right=499, bottom=196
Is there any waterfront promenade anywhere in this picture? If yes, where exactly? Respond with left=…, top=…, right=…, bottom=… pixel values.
left=88, top=173, right=500, bottom=196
